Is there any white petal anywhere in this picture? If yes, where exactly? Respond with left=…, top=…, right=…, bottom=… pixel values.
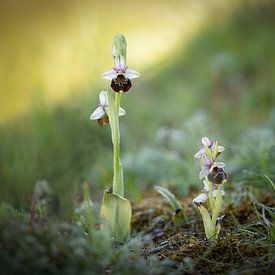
left=114, top=56, right=120, bottom=68
left=102, top=69, right=117, bottom=80
left=216, top=162, right=225, bottom=168
left=202, top=137, right=211, bottom=147
left=119, top=55, right=126, bottom=69
left=114, top=55, right=126, bottom=70
left=99, top=91, right=108, bottom=106
left=194, top=148, right=204, bottom=159
left=90, top=106, right=105, bottom=120
left=193, top=192, right=208, bottom=203
left=124, top=68, right=140, bottom=79
left=218, top=145, right=225, bottom=152
left=118, top=107, right=126, bottom=116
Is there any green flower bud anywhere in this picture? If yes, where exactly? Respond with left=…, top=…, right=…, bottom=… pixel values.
left=112, top=33, right=127, bottom=62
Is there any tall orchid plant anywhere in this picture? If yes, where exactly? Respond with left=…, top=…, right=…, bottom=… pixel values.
left=90, top=34, right=140, bottom=242
left=193, top=137, right=228, bottom=240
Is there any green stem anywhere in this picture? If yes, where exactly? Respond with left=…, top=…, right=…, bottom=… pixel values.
left=112, top=91, right=124, bottom=197
left=206, top=178, right=214, bottom=211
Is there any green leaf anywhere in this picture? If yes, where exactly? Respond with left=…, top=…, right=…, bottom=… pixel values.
left=212, top=185, right=222, bottom=224
left=198, top=205, right=216, bottom=240
left=265, top=206, right=275, bottom=221
left=265, top=175, right=275, bottom=193
left=207, top=179, right=214, bottom=211
left=203, top=143, right=213, bottom=161
left=154, top=186, right=183, bottom=211
left=100, top=191, right=131, bottom=242
left=212, top=141, right=218, bottom=159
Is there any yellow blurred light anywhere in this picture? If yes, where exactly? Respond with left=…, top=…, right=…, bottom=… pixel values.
left=0, top=0, right=239, bottom=123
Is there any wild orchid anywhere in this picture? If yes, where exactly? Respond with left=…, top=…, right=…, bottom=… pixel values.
left=199, top=154, right=225, bottom=179
left=90, top=34, right=140, bottom=242
left=193, top=137, right=228, bottom=240
left=102, top=34, right=140, bottom=93
left=102, top=56, right=140, bottom=93
left=90, top=91, right=126, bottom=126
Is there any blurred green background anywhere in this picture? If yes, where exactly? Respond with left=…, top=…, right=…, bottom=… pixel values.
left=0, top=0, right=274, bottom=215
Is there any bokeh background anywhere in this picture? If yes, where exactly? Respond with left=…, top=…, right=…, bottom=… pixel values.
left=0, top=0, right=274, bottom=216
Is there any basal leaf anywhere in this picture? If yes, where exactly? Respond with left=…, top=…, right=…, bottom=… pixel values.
left=198, top=204, right=216, bottom=240
left=100, top=191, right=131, bottom=242
left=212, top=185, right=222, bottom=224
left=154, top=186, right=183, bottom=211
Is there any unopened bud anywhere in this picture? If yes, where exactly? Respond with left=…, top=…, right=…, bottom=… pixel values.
left=112, top=33, right=127, bottom=62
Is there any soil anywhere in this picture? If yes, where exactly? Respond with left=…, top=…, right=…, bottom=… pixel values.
left=131, top=191, right=275, bottom=274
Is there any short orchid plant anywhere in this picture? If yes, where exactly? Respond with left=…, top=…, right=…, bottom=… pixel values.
left=193, top=137, right=228, bottom=240
left=90, top=34, right=140, bottom=242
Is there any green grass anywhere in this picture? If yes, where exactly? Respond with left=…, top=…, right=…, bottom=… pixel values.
left=0, top=1, right=274, bottom=213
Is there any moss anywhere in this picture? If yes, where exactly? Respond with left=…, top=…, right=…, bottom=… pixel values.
left=135, top=192, right=274, bottom=274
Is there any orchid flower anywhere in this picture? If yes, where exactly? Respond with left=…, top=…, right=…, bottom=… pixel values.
left=195, top=137, right=225, bottom=159
left=194, top=137, right=227, bottom=240
left=90, top=91, right=126, bottom=125
left=207, top=166, right=228, bottom=185
left=102, top=56, right=140, bottom=93
left=193, top=180, right=225, bottom=204
left=199, top=154, right=225, bottom=179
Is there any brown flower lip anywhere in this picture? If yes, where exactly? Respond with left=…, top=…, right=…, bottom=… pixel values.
left=111, top=74, right=132, bottom=93
left=97, top=115, right=109, bottom=126
left=207, top=166, right=228, bottom=185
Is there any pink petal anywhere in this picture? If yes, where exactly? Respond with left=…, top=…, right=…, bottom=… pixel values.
left=199, top=167, right=210, bottom=179
left=114, top=56, right=126, bottom=70
left=216, top=162, right=225, bottom=168
left=202, top=154, right=211, bottom=165
left=202, top=137, right=211, bottom=147
left=194, top=148, right=204, bottom=158
left=114, top=56, right=120, bottom=69
left=119, top=56, right=126, bottom=69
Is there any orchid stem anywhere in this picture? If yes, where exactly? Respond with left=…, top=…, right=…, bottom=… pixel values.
left=112, top=91, right=124, bottom=197
left=206, top=178, right=214, bottom=211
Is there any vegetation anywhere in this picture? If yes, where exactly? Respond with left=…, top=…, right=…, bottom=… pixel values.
left=0, top=1, right=274, bottom=274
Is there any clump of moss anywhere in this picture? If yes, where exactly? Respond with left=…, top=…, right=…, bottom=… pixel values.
left=136, top=191, right=274, bottom=274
